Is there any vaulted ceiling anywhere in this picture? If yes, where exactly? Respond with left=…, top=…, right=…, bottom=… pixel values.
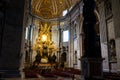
left=31, top=0, right=80, bottom=19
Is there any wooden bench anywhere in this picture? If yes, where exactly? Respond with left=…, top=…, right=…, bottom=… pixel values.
left=50, top=67, right=80, bottom=80
left=23, top=68, right=40, bottom=78
left=103, top=72, right=120, bottom=80
left=64, top=67, right=81, bottom=75
left=63, top=68, right=81, bottom=80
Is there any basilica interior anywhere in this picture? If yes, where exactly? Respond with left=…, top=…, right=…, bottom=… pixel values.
left=0, top=0, right=120, bottom=80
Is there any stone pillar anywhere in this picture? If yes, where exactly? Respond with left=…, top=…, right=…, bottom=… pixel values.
left=81, top=0, right=103, bottom=80
left=98, top=1, right=109, bottom=72
left=69, top=23, right=74, bottom=67
left=0, top=0, right=25, bottom=78
left=0, top=1, right=5, bottom=56
left=51, top=27, right=59, bottom=62
left=58, top=23, right=62, bottom=63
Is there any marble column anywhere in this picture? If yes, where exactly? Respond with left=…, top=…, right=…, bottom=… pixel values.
left=81, top=0, right=103, bottom=80
left=69, top=23, right=74, bottom=67
left=58, top=23, right=62, bottom=62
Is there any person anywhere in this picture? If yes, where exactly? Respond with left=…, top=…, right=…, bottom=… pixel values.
left=52, top=53, right=56, bottom=63
left=60, top=52, right=66, bottom=68
left=48, top=54, right=52, bottom=63
left=42, top=42, right=48, bottom=58
left=61, top=52, right=66, bottom=62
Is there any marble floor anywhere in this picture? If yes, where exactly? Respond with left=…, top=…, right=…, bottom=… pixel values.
left=0, top=71, right=81, bottom=80
left=1, top=74, right=81, bottom=80
left=4, top=77, right=74, bottom=80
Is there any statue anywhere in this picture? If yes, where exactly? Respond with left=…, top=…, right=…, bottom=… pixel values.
left=52, top=53, right=57, bottom=63
left=109, top=39, right=117, bottom=62
left=42, top=42, right=48, bottom=57
left=33, top=50, right=41, bottom=66
left=60, top=51, right=66, bottom=68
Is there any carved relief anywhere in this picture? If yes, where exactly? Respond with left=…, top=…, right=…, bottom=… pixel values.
left=107, top=19, right=117, bottom=63
left=108, top=39, right=117, bottom=62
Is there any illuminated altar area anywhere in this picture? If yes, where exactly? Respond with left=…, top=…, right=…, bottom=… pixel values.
left=32, top=23, right=57, bottom=64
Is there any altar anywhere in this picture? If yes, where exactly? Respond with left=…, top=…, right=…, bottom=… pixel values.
left=39, top=63, right=55, bottom=66
left=32, top=23, right=57, bottom=71
left=39, top=63, right=56, bottom=68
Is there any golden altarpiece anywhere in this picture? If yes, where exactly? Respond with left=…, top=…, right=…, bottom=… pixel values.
left=32, top=23, right=57, bottom=68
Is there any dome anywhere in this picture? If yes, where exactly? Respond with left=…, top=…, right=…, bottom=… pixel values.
left=31, top=0, right=80, bottom=19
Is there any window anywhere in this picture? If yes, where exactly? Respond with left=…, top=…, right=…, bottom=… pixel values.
left=25, top=27, right=29, bottom=40
left=25, top=25, right=33, bottom=41
left=63, top=30, right=69, bottom=42
left=62, top=10, right=68, bottom=16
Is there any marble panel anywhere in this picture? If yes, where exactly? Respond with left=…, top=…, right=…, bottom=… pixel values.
left=101, top=43, right=109, bottom=72
left=116, top=38, right=120, bottom=72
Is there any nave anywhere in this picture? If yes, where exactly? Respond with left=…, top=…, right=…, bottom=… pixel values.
left=1, top=0, right=120, bottom=80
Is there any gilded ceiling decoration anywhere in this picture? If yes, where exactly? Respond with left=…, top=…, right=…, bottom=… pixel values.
left=31, top=0, right=80, bottom=19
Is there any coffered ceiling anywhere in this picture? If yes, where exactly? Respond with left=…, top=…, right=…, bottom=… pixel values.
left=31, top=0, right=80, bottom=19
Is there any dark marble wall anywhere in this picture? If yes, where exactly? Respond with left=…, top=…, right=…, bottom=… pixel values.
left=0, top=0, right=25, bottom=70
left=111, top=0, right=120, bottom=38
left=111, top=0, right=120, bottom=72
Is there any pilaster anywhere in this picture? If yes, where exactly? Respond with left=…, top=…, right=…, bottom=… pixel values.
left=98, top=1, right=109, bottom=72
